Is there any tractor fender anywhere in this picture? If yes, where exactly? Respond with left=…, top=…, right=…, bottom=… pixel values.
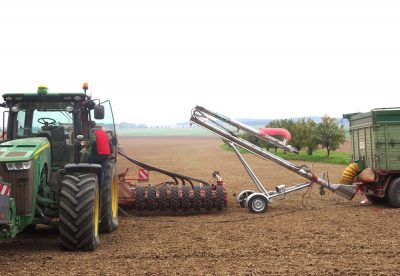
left=62, top=163, right=102, bottom=183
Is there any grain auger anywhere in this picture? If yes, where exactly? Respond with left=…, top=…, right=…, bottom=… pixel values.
left=117, top=146, right=227, bottom=211
left=190, top=106, right=357, bottom=213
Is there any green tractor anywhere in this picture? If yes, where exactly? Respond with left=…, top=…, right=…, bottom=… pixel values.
left=0, top=84, right=118, bottom=251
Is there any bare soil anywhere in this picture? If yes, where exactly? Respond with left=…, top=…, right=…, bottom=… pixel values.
left=1, top=136, right=399, bottom=275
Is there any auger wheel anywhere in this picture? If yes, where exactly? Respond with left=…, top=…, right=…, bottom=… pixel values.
left=59, top=173, right=100, bottom=251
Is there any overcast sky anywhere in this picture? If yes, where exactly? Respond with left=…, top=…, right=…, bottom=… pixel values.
left=0, top=0, right=399, bottom=125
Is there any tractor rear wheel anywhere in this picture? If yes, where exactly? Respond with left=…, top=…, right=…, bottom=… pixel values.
left=59, top=173, right=100, bottom=251
left=387, top=177, right=400, bottom=208
left=100, top=163, right=119, bottom=233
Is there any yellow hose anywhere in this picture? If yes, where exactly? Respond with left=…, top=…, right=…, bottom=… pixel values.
left=339, top=163, right=359, bottom=184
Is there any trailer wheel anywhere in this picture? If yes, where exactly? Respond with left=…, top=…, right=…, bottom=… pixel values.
left=203, top=185, right=213, bottom=211
left=192, top=186, right=201, bottom=211
left=181, top=186, right=191, bottom=211
left=159, top=186, right=168, bottom=211
left=135, top=187, right=145, bottom=211
left=215, top=185, right=224, bottom=210
left=366, top=195, right=387, bottom=205
left=147, top=186, right=157, bottom=211
left=59, top=173, right=100, bottom=251
left=100, top=163, right=119, bottom=233
left=248, top=195, right=268, bottom=213
left=387, top=177, right=400, bottom=208
left=170, top=186, right=179, bottom=211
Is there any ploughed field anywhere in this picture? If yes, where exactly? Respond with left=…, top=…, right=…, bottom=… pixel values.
left=1, top=136, right=399, bottom=275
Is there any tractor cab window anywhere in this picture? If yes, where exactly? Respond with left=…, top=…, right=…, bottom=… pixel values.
left=13, top=102, right=74, bottom=141
left=16, top=109, right=26, bottom=136
left=32, top=110, right=73, bottom=140
left=10, top=101, right=76, bottom=166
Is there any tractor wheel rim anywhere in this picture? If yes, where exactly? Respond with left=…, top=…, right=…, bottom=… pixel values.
left=111, top=175, right=118, bottom=219
left=252, top=198, right=265, bottom=211
left=94, top=190, right=99, bottom=237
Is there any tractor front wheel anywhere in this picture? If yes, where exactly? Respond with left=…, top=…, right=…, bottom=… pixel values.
left=59, top=173, right=100, bottom=251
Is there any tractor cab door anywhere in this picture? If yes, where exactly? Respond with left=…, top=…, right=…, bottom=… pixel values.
left=1, top=110, right=8, bottom=141
left=89, top=100, right=117, bottom=160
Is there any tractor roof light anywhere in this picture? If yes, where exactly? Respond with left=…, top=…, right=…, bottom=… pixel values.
left=82, top=82, right=89, bottom=90
left=66, top=106, right=74, bottom=112
left=11, top=104, right=20, bottom=113
left=37, top=85, right=48, bottom=95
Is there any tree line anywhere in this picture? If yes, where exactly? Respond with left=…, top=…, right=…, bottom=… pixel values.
left=241, top=116, right=346, bottom=156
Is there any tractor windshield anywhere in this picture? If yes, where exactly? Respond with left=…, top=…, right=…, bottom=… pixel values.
left=14, top=102, right=74, bottom=141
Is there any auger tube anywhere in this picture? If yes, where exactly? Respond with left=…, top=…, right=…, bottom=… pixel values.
left=190, top=106, right=357, bottom=201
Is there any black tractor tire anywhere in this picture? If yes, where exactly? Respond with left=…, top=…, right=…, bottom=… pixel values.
left=387, top=177, right=400, bottom=208
left=192, top=186, right=201, bottom=211
left=170, top=186, right=179, bottom=211
left=159, top=186, right=168, bottom=211
left=248, top=194, right=268, bottom=214
left=59, top=173, right=100, bottom=251
left=147, top=186, right=157, bottom=211
left=181, top=186, right=191, bottom=211
left=366, top=195, right=388, bottom=205
left=135, top=187, right=145, bottom=211
left=100, top=163, right=119, bottom=233
left=203, top=185, right=213, bottom=211
left=215, top=185, right=224, bottom=210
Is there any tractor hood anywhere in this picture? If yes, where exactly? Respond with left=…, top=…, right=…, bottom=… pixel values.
left=0, top=137, right=49, bottom=162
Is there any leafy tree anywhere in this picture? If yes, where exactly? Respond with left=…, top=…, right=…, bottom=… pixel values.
left=304, top=118, right=319, bottom=155
left=267, top=119, right=297, bottom=152
left=315, top=115, right=346, bottom=156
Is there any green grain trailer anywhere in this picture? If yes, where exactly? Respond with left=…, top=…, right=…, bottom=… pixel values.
left=344, top=108, right=400, bottom=207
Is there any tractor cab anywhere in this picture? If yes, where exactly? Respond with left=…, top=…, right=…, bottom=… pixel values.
left=1, top=85, right=116, bottom=168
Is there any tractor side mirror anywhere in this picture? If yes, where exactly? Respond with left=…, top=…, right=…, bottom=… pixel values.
left=94, top=105, right=105, bottom=119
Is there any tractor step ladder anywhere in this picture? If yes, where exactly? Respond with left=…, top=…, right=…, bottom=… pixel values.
left=190, top=106, right=357, bottom=213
